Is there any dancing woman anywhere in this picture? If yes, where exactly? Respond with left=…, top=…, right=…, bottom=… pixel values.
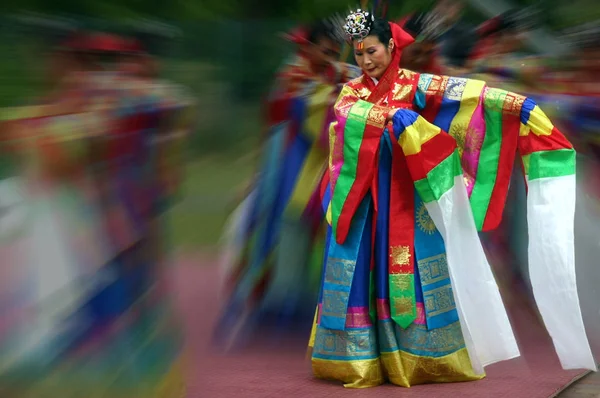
left=309, top=10, right=596, bottom=388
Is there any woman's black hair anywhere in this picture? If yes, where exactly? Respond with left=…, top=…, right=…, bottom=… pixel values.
left=368, top=17, right=392, bottom=45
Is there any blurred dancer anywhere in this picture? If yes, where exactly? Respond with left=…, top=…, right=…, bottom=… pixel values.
left=76, top=28, right=193, bottom=395
left=399, top=11, right=445, bottom=74
left=468, top=10, right=541, bottom=90
left=0, top=24, right=190, bottom=397
left=216, top=17, right=362, bottom=349
left=308, top=10, right=595, bottom=388
left=0, top=27, right=116, bottom=395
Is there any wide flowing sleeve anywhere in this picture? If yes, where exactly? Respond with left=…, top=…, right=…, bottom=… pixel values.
left=412, top=72, right=597, bottom=371
left=393, top=110, right=519, bottom=375
left=518, top=99, right=596, bottom=371
left=327, top=84, right=393, bottom=243
left=413, top=74, right=517, bottom=232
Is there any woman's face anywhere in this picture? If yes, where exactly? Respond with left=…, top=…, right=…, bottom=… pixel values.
left=354, top=35, right=393, bottom=80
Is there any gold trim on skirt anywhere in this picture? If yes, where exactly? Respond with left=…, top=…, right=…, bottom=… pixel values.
left=312, top=348, right=483, bottom=389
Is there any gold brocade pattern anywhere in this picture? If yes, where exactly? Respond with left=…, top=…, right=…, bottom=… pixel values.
left=400, top=69, right=418, bottom=81
left=484, top=88, right=506, bottom=112
left=392, top=83, right=414, bottom=104
left=356, top=86, right=372, bottom=100
left=313, top=327, right=377, bottom=358
left=393, top=297, right=414, bottom=315
left=366, top=104, right=388, bottom=128
left=464, top=125, right=484, bottom=156
left=502, top=92, right=526, bottom=116
left=390, top=276, right=412, bottom=291
left=378, top=320, right=465, bottom=356
left=324, top=258, right=355, bottom=287
left=380, top=348, right=483, bottom=387
left=312, top=358, right=384, bottom=388
left=426, top=76, right=449, bottom=97
left=321, top=258, right=355, bottom=322
left=449, top=122, right=467, bottom=158
left=424, top=285, right=456, bottom=317
left=418, top=254, right=450, bottom=286
left=335, top=88, right=360, bottom=118
left=390, top=246, right=411, bottom=266
left=416, top=203, right=436, bottom=235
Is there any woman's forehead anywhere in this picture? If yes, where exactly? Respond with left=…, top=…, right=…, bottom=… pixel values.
left=361, top=36, right=383, bottom=47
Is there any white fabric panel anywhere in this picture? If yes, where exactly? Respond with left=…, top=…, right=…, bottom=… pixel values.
left=527, top=174, right=596, bottom=371
left=426, top=175, right=520, bottom=375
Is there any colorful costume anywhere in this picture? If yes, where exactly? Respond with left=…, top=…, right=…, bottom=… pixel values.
left=0, top=65, right=193, bottom=397
left=216, top=37, right=362, bottom=346
left=308, top=18, right=596, bottom=388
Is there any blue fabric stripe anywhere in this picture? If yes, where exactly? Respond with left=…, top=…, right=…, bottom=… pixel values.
left=318, top=226, right=332, bottom=304
left=433, top=96, right=460, bottom=134
left=520, top=98, right=536, bottom=125
left=348, top=205, right=372, bottom=308
left=320, top=196, right=371, bottom=331
left=322, top=182, right=331, bottom=215
left=312, top=353, right=379, bottom=361
left=375, top=132, right=392, bottom=300
left=413, top=192, right=458, bottom=330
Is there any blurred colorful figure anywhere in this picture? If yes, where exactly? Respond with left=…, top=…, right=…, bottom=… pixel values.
left=0, top=21, right=194, bottom=397
left=216, top=17, right=362, bottom=349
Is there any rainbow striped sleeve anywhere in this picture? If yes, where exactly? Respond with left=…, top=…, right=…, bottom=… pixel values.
left=392, top=111, right=462, bottom=203
left=328, top=84, right=391, bottom=244
left=518, top=98, right=575, bottom=181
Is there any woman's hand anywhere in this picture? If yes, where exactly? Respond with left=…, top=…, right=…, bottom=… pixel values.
left=386, top=108, right=398, bottom=124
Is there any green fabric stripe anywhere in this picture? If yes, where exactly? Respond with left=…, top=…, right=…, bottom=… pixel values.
left=528, top=149, right=576, bottom=180
left=331, top=100, right=373, bottom=235
left=469, top=89, right=507, bottom=230
left=522, top=153, right=531, bottom=176
left=389, top=274, right=416, bottom=329
left=414, top=149, right=461, bottom=203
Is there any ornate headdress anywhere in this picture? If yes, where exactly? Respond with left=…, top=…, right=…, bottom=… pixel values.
left=343, top=8, right=375, bottom=50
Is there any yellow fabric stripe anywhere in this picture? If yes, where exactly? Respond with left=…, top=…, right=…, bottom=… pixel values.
left=326, top=202, right=332, bottom=225
left=285, top=84, right=333, bottom=216
left=398, top=116, right=441, bottom=156
left=380, top=348, right=484, bottom=387
left=285, top=146, right=327, bottom=216
left=311, top=348, right=483, bottom=389
left=312, top=357, right=384, bottom=388
left=529, top=105, right=554, bottom=136
left=305, top=84, right=335, bottom=141
left=308, top=306, right=319, bottom=349
left=446, top=79, right=486, bottom=156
